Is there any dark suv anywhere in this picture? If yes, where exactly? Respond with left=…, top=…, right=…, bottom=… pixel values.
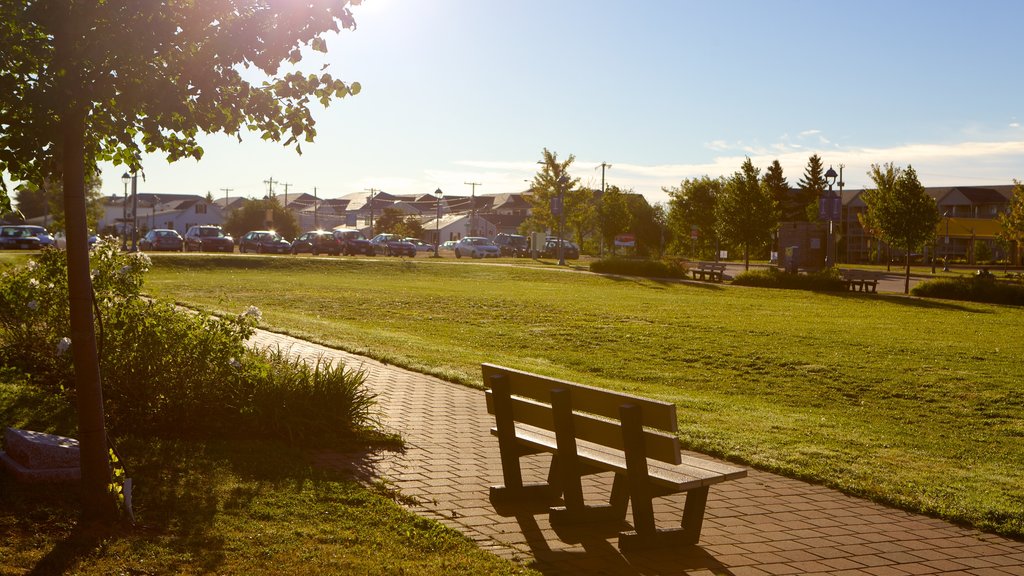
left=290, top=230, right=341, bottom=255
left=332, top=228, right=373, bottom=255
left=183, top=225, right=234, bottom=252
left=493, top=233, right=528, bottom=257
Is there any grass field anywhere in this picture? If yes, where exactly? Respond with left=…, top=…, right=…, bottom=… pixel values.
left=140, top=254, right=1024, bottom=538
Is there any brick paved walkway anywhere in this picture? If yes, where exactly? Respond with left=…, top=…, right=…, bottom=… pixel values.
left=250, top=330, right=1024, bottom=575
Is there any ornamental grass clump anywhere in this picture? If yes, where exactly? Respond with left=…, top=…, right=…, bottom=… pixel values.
left=589, top=257, right=687, bottom=279
left=911, top=272, right=1024, bottom=306
left=731, top=266, right=846, bottom=291
left=0, top=240, right=377, bottom=444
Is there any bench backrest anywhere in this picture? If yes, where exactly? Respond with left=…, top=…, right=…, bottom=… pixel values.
left=483, top=363, right=682, bottom=465
left=697, top=262, right=726, bottom=271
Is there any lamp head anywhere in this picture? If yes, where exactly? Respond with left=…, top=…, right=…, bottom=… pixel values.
left=121, top=172, right=131, bottom=185
left=434, top=188, right=443, bottom=199
left=824, top=166, right=838, bottom=186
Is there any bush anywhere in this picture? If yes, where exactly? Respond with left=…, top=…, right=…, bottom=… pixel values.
left=0, top=240, right=378, bottom=445
left=911, top=273, right=1024, bottom=306
left=589, top=257, right=688, bottom=279
left=732, top=267, right=847, bottom=292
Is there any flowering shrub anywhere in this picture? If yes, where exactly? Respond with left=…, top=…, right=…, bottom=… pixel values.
left=0, top=241, right=377, bottom=443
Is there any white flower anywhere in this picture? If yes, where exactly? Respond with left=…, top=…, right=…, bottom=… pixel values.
left=56, top=337, right=72, bottom=355
left=91, top=269, right=99, bottom=279
left=229, top=358, right=242, bottom=369
left=27, top=260, right=38, bottom=270
left=132, top=252, right=152, bottom=268
left=240, top=306, right=262, bottom=322
left=28, top=278, right=39, bottom=288
left=27, top=300, right=38, bottom=311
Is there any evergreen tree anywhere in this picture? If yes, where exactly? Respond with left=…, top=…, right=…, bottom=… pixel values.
left=762, top=159, right=793, bottom=221
left=797, top=154, right=827, bottom=222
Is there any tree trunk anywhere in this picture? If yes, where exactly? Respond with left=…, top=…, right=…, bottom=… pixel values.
left=904, top=250, right=911, bottom=294
left=56, top=6, right=116, bottom=525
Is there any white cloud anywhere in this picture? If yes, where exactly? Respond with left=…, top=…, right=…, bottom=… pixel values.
left=799, top=129, right=821, bottom=138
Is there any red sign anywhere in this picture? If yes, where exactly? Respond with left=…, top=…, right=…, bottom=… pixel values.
left=614, top=233, right=635, bottom=247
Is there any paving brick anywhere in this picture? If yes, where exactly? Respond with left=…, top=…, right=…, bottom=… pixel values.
left=250, top=329, right=1024, bottom=575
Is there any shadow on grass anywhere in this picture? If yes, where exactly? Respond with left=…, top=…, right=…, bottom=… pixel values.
left=860, top=293, right=990, bottom=313
left=3, top=434, right=393, bottom=575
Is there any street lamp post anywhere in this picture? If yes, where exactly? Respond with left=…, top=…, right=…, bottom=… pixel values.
left=943, top=210, right=950, bottom=271
left=824, top=166, right=838, bottom=267
left=433, top=188, right=443, bottom=257
left=120, top=172, right=130, bottom=249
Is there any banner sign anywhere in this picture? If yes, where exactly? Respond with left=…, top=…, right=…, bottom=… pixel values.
left=614, top=233, right=636, bottom=247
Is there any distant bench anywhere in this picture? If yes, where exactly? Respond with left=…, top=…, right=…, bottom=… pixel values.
left=483, top=363, right=746, bottom=550
left=841, top=269, right=880, bottom=293
left=691, top=262, right=726, bottom=282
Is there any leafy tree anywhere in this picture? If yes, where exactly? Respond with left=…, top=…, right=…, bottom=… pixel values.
left=375, top=207, right=423, bottom=238
left=224, top=198, right=300, bottom=240
left=862, top=163, right=940, bottom=293
left=997, top=180, right=1024, bottom=266
left=797, top=154, right=827, bottom=222
left=523, top=149, right=583, bottom=242
left=598, top=185, right=632, bottom=254
left=664, top=176, right=722, bottom=258
left=0, top=1, right=362, bottom=523
left=716, top=158, right=777, bottom=270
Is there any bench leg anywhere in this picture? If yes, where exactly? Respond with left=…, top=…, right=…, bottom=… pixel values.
left=548, top=388, right=621, bottom=524
left=488, top=374, right=556, bottom=501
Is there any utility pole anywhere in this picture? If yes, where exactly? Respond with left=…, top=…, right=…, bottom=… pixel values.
left=263, top=177, right=277, bottom=197
left=313, top=187, right=318, bottom=229
left=281, top=182, right=292, bottom=210
left=838, top=164, right=845, bottom=265
left=596, top=162, right=612, bottom=193
left=465, top=181, right=482, bottom=236
left=220, top=188, right=233, bottom=219
left=365, top=188, right=379, bottom=237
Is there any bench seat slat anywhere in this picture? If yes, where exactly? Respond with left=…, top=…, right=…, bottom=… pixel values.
left=483, top=364, right=677, bottom=433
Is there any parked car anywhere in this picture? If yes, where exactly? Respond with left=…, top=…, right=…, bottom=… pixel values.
left=493, top=233, right=528, bottom=257
left=139, top=228, right=183, bottom=252
left=369, top=233, right=416, bottom=257
left=403, top=238, right=435, bottom=253
left=291, top=230, right=341, bottom=255
left=53, top=231, right=99, bottom=250
left=454, top=236, right=500, bottom=259
left=17, top=225, right=56, bottom=247
left=0, top=225, right=42, bottom=250
left=332, top=228, right=374, bottom=255
left=183, top=225, right=234, bottom=252
left=541, top=238, right=580, bottom=260
left=239, top=230, right=291, bottom=254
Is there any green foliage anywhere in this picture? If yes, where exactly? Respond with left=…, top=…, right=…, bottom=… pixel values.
left=523, top=148, right=586, bottom=236
left=797, top=154, right=827, bottom=222
left=716, top=157, right=777, bottom=267
left=223, top=197, right=300, bottom=240
left=731, top=266, right=846, bottom=291
left=863, top=163, right=941, bottom=293
left=598, top=186, right=632, bottom=252
left=664, top=176, right=722, bottom=258
left=589, top=257, right=687, bottom=279
left=762, top=159, right=793, bottom=220
left=376, top=207, right=424, bottom=238
left=997, top=180, right=1024, bottom=265
left=911, top=273, right=1024, bottom=305
left=0, top=241, right=377, bottom=445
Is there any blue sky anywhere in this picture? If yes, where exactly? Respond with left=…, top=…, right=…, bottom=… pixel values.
left=95, top=0, right=1024, bottom=205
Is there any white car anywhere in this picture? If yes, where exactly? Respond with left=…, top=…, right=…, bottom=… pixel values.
left=453, top=236, right=500, bottom=259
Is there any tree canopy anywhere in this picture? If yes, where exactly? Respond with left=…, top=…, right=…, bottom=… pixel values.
left=664, top=176, right=722, bottom=259
left=223, top=198, right=300, bottom=240
left=862, top=163, right=940, bottom=293
left=522, top=149, right=588, bottom=249
left=0, top=0, right=364, bottom=523
left=717, top=158, right=776, bottom=269
left=797, top=154, right=827, bottom=222
left=997, top=180, right=1024, bottom=266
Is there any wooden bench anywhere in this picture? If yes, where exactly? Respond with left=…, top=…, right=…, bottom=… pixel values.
left=690, top=262, right=727, bottom=282
left=841, top=269, right=879, bottom=293
left=483, top=364, right=746, bottom=550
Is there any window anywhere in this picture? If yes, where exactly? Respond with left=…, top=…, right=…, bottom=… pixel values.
left=195, top=203, right=207, bottom=214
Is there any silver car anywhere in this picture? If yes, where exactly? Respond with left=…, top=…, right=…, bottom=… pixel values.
left=453, top=236, right=500, bottom=259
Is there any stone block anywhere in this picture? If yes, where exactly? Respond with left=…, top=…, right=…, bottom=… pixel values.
left=0, top=450, right=81, bottom=482
left=3, top=427, right=80, bottom=470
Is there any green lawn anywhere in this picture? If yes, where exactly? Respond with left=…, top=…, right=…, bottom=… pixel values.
left=142, top=254, right=1024, bottom=537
